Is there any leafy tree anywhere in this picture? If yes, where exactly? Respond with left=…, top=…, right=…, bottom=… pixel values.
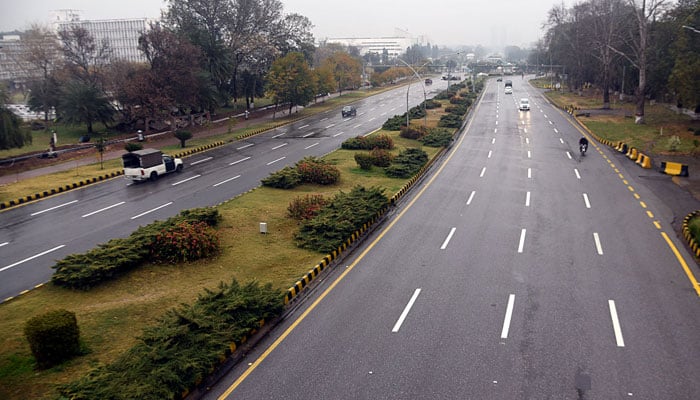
left=57, top=81, right=115, bottom=134
left=0, top=85, right=31, bottom=149
left=265, top=52, right=316, bottom=114
left=321, top=51, right=363, bottom=95
left=174, top=130, right=193, bottom=148
left=668, top=0, right=700, bottom=112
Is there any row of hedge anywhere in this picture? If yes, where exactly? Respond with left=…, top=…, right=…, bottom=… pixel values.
left=58, top=279, right=283, bottom=400
left=261, top=156, right=341, bottom=189
left=51, top=208, right=222, bottom=290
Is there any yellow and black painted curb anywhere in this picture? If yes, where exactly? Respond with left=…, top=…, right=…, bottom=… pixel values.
left=659, top=161, right=689, bottom=177
left=682, top=211, right=700, bottom=258
left=0, top=170, right=123, bottom=210
left=172, top=140, right=226, bottom=158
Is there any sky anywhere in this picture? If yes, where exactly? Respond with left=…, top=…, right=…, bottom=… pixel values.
left=1, top=0, right=565, bottom=49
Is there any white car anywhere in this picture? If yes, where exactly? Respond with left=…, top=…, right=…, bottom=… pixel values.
left=505, top=87, right=513, bottom=94
left=519, top=98, right=530, bottom=111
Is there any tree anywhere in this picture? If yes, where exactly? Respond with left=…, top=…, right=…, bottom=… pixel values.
left=321, top=51, right=362, bottom=95
left=58, top=81, right=115, bottom=134
left=265, top=52, right=316, bottom=115
left=668, top=0, right=700, bottom=112
left=0, top=85, right=31, bottom=150
left=21, top=24, right=62, bottom=121
left=58, top=25, right=111, bottom=87
left=174, top=130, right=193, bottom=148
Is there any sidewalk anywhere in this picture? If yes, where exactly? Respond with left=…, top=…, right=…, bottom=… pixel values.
left=0, top=104, right=304, bottom=186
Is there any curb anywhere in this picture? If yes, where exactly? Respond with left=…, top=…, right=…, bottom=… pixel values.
left=683, top=211, right=700, bottom=259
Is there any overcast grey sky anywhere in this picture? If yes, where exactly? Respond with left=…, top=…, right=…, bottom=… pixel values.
left=1, top=0, right=565, bottom=48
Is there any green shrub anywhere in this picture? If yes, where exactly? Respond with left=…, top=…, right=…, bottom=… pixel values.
left=342, top=134, right=394, bottom=150
left=295, top=186, right=388, bottom=253
left=24, top=309, right=81, bottom=369
left=382, top=114, right=406, bottom=130
left=296, top=157, right=340, bottom=185
left=422, top=99, right=441, bottom=109
left=261, top=166, right=302, bottom=188
left=445, top=104, right=467, bottom=116
left=288, top=194, right=327, bottom=220
left=434, top=90, right=451, bottom=100
left=421, top=128, right=454, bottom=147
left=58, top=280, right=284, bottom=400
left=408, top=105, right=426, bottom=119
left=385, top=148, right=428, bottom=178
left=124, top=142, right=143, bottom=152
left=438, top=113, right=463, bottom=128
left=354, top=152, right=374, bottom=170
left=150, top=221, right=220, bottom=264
left=370, top=147, right=394, bottom=167
left=52, top=208, right=221, bottom=289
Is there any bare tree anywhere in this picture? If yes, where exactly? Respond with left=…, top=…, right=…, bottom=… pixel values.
left=58, top=25, right=112, bottom=87
left=21, top=24, right=62, bottom=121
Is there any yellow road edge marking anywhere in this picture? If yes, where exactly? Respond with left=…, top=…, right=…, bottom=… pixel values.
left=640, top=201, right=647, bottom=209
left=627, top=186, right=634, bottom=192
left=661, top=232, right=700, bottom=297
left=633, top=193, right=640, bottom=200
left=646, top=211, right=654, bottom=218
left=653, top=221, right=661, bottom=229
left=216, top=91, right=482, bottom=399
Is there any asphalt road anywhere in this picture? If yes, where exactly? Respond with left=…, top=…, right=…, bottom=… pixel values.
left=202, top=77, right=700, bottom=399
left=0, top=80, right=449, bottom=302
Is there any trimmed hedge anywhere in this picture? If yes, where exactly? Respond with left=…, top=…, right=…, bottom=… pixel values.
left=421, top=128, right=454, bottom=147
left=288, top=194, right=327, bottom=220
left=382, top=114, right=406, bottom=130
left=58, top=280, right=284, bottom=400
left=341, top=134, right=394, bottom=150
left=51, top=208, right=222, bottom=290
left=261, top=166, right=302, bottom=189
left=438, top=113, right=464, bottom=128
left=294, top=186, right=388, bottom=253
left=24, top=309, right=81, bottom=369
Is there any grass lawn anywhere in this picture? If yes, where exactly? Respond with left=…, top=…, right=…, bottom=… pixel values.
left=0, top=88, right=459, bottom=399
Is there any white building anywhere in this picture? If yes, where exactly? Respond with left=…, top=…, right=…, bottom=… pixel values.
left=51, top=10, right=150, bottom=63
left=323, top=29, right=421, bottom=58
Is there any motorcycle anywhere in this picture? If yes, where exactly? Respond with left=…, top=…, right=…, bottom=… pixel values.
left=579, top=142, right=588, bottom=156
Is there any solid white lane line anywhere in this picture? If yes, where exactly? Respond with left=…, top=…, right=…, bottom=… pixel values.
left=297, top=124, right=309, bottom=129
left=333, top=131, right=345, bottom=137
left=527, top=150, right=531, bottom=158
left=488, top=150, right=492, bottom=158
left=549, top=120, right=553, bottom=125
left=517, top=229, right=527, bottom=253
left=30, top=200, right=79, bottom=216
left=494, top=128, right=497, bottom=134
left=320, top=117, right=328, bottom=121
left=237, top=143, right=254, bottom=149
left=82, top=201, right=125, bottom=218
left=304, top=143, right=319, bottom=149
left=302, top=132, right=315, bottom=138
left=271, top=143, right=288, bottom=150
left=190, top=156, right=213, bottom=165
left=527, top=168, right=532, bottom=179
left=441, top=227, right=457, bottom=250
left=544, top=114, right=548, bottom=119
left=353, top=124, right=362, bottom=129
left=525, top=137, right=529, bottom=144
left=554, top=128, right=559, bottom=133
left=574, top=168, right=581, bottom=179
left=0, top=242, right=8, bottom=248
left=267, top=157, right=286, bottom=165
left=593, top=232, right=604, bottom=255
left=524, top=129, right=528, bottom=134
left=566, top=151, right=572, bottom=159
left=480, top=167, right=487, bottom=177
left=583, top=193, right=591, bottom=208
left=608, top=300, right=625, bottom=347
left=0, top=244, right=66, bottom=273
left=130, top=202, right=172, bottom=220
left=466, top=191, right=475, bottom=205
left=525, top=191, right=531, bottom=207
left=392, top=288, right=421, bottom=333
left=272, top=132, right=285, bottom=138
left=501, top=294, right=516, bottom=339
left=229, top=156, right=251, bottom=166
left=368, top=117, right=376, bottom=122
left=559, top=138, right=564, bottom=144
left=492, top=138, right=496, bottom=144
left=325, top=124, right=335, bottom=129
left=172, top=174, right=201, bottom=186
left=213, top=175, right=241, bottom=187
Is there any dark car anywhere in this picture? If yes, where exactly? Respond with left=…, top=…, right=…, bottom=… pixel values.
left=425, top=78, right=433, bottom=85
left=342, top=105, right=357, bottom=117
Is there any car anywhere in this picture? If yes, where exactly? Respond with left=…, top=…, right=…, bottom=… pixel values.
left=425, top=78, right=433, bottom=85
left=505, top=87, right=513, bottom=94
left=519, top=98, right=530, bottom=111
left=504, top=80, right=513, bottom=88
left=496, top=77, right=503, bottom=82
left=341, top=105, right=356, bottom=117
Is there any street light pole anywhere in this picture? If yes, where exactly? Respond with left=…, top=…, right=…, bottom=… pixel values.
left=396, top=58, right=430, bottom=128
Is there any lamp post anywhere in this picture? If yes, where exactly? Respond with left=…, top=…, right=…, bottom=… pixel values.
left=396, top=58, right=431, bottom=128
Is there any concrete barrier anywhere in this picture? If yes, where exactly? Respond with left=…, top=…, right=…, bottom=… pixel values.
left=626, top=147, right=638, bottom=161
left=636, top=153, right=652, bottom=169
left=660, top=161, right=689, bottom=177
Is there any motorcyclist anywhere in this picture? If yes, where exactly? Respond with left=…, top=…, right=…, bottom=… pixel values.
left=579, top=137, right=589, bottom=155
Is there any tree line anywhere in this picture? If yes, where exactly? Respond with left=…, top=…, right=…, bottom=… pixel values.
left=529, top=0, right=699, bottom=124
